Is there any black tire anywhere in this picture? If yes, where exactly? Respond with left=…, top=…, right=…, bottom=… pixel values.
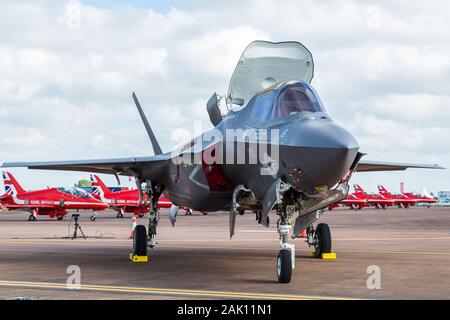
left=117, top=213, right=124, bottom=219
left=90, top=216, right=96, bottom=222
left=29, top=215, right=36, bottom=222
left=314, top=223, right=332, bottom=255
left=138, top=214, right=145, bottom=218
left=276, top=250, right=292, bottom=283
left=133, top=225, right=148, bottom=257
left=57, top=216, right=64, bottom=221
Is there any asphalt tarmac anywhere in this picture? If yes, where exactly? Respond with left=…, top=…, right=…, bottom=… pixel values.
left=0, top=207, right=449, bottom=300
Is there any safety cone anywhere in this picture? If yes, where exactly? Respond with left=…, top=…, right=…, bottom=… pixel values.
left=129, top=217, right=137, bottom=239
left=299, top=229, right=307, bottom=238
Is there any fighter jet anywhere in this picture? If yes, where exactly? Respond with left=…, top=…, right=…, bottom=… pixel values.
left=377, top=185, right=417, bottom=208
left=353, top=184, right=396, bottom=209
left=0, top=171, right=108, bottom=221
left=402, top=187, right=437, bottom=208
left=328, top=192, right=368, bottom=211
left=1, top=41, right=443, bottom=283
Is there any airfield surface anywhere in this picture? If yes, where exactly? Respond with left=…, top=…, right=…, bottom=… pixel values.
left=0, top=207, right=449, bottom=300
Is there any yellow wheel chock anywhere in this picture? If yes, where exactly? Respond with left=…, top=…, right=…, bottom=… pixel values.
left=129, top=254, right=148, bottom=263
left=312, top=252, right=337, bottom=260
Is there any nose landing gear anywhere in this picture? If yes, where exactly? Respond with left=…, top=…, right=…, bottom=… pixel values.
left=276, top=205, right=295, bottom=283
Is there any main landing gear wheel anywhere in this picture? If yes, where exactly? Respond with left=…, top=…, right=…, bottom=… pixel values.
left=57, top=216, right=64, bottom=221
left=116, top=212, right=124, bottom=219
left=90, top=215, right=97, bottom=222
left=28, top=215, right=37, bottom=222
left=133, top=225, right=148, bottom=257
left=277, top=250, right=292, bottom=283
left=138, top=214, right=145, bottom=218
left=314, top=223, right=332, bottom=256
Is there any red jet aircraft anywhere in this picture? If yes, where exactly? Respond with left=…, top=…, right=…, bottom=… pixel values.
left=90, top=174, right=172, bottom=219
left=396, top=185, right=437, bottom=208
left=403, top=193, right=437, bottom=207
left=353, top=184, right=395, bottom=209
left=328, top=192, right=368, bottom=210
left=377, top=185, right=417, bottom=208
left=0, top=171, right=108, bottom=221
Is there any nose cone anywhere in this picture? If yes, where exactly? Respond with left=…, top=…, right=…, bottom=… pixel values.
left=282, top=119, right=359, bottom=190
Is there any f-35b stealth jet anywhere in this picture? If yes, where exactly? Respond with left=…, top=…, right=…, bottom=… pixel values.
left=2, top=41, right=443, bottom=283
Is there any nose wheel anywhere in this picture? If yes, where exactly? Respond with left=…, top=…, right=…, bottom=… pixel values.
left=277, top=250, right=292, bottom=283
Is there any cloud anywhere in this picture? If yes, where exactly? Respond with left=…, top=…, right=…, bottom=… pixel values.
left=0, top=0, right=449, bottom=193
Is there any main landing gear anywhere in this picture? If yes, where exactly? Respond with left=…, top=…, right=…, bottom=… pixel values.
left=309, top=223, right=332, bottom=256
left=28, top=209, right=39, bottom=221
left=131, top=181, right=161, bottom=260
left=116, top=208, right=125, bottom=219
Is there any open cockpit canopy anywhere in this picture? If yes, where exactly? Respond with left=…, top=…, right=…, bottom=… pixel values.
left=227, top=41, right=314, bottom=108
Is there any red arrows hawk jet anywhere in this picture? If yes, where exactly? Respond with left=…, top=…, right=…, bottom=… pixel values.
left=328, top=191, right=368, bottom=210
left=90, top=174, right=172, bottom=219
left=0, top=171, right=108, bottom=221
left=353, top=184, right=395, bottom=209
left=403, top=192, right=437, bottom=207
left=377, top=185, right=417, bottom=208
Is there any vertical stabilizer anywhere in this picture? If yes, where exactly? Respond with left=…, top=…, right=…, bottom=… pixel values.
left=90, top=174, right=113, bottom=197
left=132, top=92, right=163, bottom=156
left=354, top=184, right=365, bottom=193
left=378, top=185, right=389, bottom=194
left=2, top=171, right=26, bottom=195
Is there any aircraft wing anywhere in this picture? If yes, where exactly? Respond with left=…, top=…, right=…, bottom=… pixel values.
left=1, top=155, right=169, bottom=177
left=355, top=160, right=444, bottom=172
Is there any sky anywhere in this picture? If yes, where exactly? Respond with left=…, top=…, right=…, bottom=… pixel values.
left=0, top=0, right=449, bottom=194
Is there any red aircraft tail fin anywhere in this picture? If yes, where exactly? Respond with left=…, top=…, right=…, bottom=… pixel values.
left=354, top=184, right=365, bottom=193
left=2, top=171, right=26, bottom=195
left=378, top=185, right=389, bottom=194
left=90, top=174, right=113, bottom=197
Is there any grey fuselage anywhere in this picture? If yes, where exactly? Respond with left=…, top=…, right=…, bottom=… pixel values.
left=149, top=81, right=360, bottom=212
